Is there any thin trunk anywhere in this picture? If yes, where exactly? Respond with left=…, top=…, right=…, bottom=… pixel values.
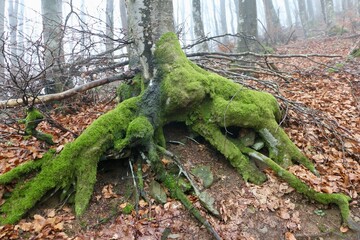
left=297, top=0, right=308, bottom=37
left=119, top=0, right=128, bottom=32
left=41, top=0, right=64, bottom=94
left=262, top=0, right=282, bottom=44
left=238, top=0, right=258, bottom=51
left=306, top=0, right=315, bottom=22
left=192, top=0, right=208, bottom=51
left=219, top=0, right=227, bottom=42
left=325, top=0, right=334, bottom=27
left=18, top=0, right=24, bottom=55
left=106, top=0, right=114, bottom=58
left=284, top=0, right=293, bottom=27
left=212, top=0, right=219, bottom=35
left=8, top=0, right=19, bottom=58
left=0, top=0, right=5, bottom=81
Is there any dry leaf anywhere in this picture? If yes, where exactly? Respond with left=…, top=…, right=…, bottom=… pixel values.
left=285, top=231, right=297, bottom=240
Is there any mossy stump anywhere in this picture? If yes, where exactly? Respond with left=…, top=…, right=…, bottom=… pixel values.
left=0, top=33, right=353, bottom=230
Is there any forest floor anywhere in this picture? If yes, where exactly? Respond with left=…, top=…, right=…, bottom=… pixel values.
left=0, top=35, right=359, bottom=240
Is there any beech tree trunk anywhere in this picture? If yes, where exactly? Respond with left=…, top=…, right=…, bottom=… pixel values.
left=237, top=0, right=258, bottom=51
left=192, top=0, right=208, bottom=51
left=41, top=0, right=65, bottom=94
left=0, top=0, right=5, bottom=82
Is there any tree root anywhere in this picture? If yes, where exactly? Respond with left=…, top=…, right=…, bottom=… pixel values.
left=241, top=146, right=358, bottom=230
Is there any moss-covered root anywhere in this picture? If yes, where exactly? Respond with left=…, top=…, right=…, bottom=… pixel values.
left=163, top=174, right=221, bottom=240
left=242, top=146, right=354, bottom=228
left=259, top=121, right=318, bottom=176
left=20, top=107, right=54, bottom=145
left=0, top=150, right=56, bottom=185
left=191, top=122, right=267, bottom=184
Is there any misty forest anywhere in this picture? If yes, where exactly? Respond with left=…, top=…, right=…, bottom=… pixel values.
left=0, top=0, right=359, bottom=239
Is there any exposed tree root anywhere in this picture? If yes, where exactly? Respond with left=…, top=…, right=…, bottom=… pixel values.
left=0, top=33, right=356, bottom=236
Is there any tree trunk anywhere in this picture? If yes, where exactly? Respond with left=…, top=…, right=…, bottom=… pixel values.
left=306, top=0, right=315, bottom=23
left=324, top=0, right=335, bottom=28
left=127, top=0, right=174, bottom=81
left=41, top=0, right=65, bottom=94
left=8, top=0, right=19, bottom=59
left=192, top=0, right=208, bottom=51
left=119, top=0, right=128, bottom=32
left=262, top=0, right=282, bottom=44
left=0, top=0, right=5, bottom=82
left=105, top=0, right=114, bottom=58
left=237, top=0, right=258, bottom=51
left=297, top=0, right=308, bottom=38
left=284, top=0, right=293, bottom=27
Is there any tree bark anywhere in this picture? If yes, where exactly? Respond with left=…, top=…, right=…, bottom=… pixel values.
left=8, top=0, right=19, bottom=59
left=192, top=0, right=208, bottom=51
left=0, top=0, right=5, bottom=81
left=284, top=0, right=293, bottom=27
left=105, top=0, right=114, bottom=58
left=262, top=0, right=282, bottom=44
left=41, top=0, right=65, bottom=94
left=237, top=0, right=258, bottom=51
left=297, top=0, right=308, bottom=38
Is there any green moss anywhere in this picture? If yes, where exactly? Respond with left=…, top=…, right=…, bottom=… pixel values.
left=351, top=48, right=360, bottom=57
left=116, top=74, right=144, bottom=102
left=20, top=108, right=54, bottom=145
left=0, top=149, right=56, bottom=184
left=122, top=203, right=134, bottom=214
left=191, top=122, right=267, bottom=184
left=244, top=147, right=351, bottom=226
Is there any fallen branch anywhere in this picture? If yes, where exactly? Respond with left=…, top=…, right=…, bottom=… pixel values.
left=0, top=72, right=135, bottom=108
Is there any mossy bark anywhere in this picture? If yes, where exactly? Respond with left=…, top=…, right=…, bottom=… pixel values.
left=0, top=33, right=353, bottom=228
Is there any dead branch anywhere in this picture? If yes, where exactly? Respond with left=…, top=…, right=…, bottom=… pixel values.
left=0, top=72, right=135, bottom=108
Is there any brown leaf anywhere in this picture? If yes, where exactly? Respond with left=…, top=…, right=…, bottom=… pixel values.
left=33, top=214, right=46, bottom=232
left=284, top=231, right=297, bottom=240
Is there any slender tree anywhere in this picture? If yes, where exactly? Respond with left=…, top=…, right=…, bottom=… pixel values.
left=284, top=0, right=293, bottom=27
left=8, top=0, right=19, bottom=58
left=0, top=0, right=5, bottom=80
left=306, top=0, right=315, bottom=23
left=262, top=0, right=282, bottom=44
left=119, top=0, right=128, bottom=32
left=238, top=0, right=258, bottom=51
left=106, top=0, right=114, bottom=57
left=41, top=0, right=64, bottom=94
left=212, top=0, right=219, bottom=36
left=297, top=0, right=308, bottom=37
left=192, top=0, right=208, bottom=51
left=321, top=0, right=335, bottom=27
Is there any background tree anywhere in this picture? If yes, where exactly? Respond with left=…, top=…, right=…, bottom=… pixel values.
left=321, top=0, right=335, bottom=28
left=0, top=0, right=5, bottom=81
left=262, top=0, right=282, bottom=44
left=119, top=0, right=128, bottom=33
left=298, top=0, right=308, bottom=37
left=192, top=0, right=208, bottom=51
left=41, top=0, right=65, bottom=94
left=8, top=0, right=18, bottom=59
left=237, top=0, right=258, bottom=51
left=105, top=0, right=114, bottom=58
left=284, top=0, right=293, bottom=27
